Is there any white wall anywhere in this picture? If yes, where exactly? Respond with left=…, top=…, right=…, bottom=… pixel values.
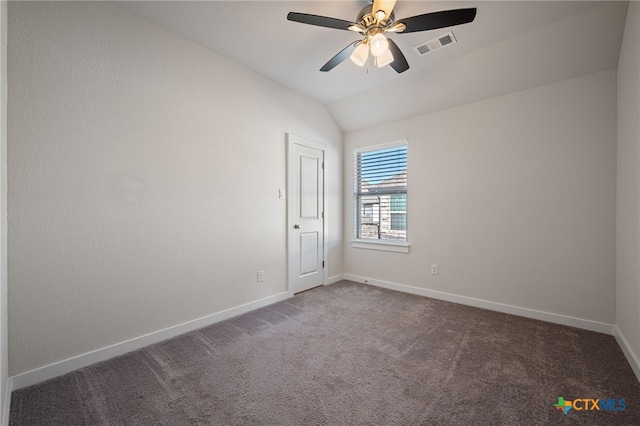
left=616, top=1, right=640, bottom=366
left=7, top=1, right=342, bottom=376
left=0, top=0, right=7, bottom=421
left=344, top=70, right=617, bottom=325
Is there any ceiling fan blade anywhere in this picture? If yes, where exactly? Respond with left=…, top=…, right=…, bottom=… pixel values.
left=287, top=12, right=354, bottom=31
left=397, top=8, right=477, bottom=33
left=373, top=0, right=397, bottom=20
left=320, top=41, right=359, bottom=72
left=387, top=39, right=409, bottom=73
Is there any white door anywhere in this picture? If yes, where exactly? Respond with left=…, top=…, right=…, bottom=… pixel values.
left=288, top=135, right=325, bottom=294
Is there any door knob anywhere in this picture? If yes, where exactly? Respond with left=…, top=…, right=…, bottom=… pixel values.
left=294, top=224, right=301, bottom=229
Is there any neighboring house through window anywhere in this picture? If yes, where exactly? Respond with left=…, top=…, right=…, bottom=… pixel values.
left=353, top=141, right=408, bottom=252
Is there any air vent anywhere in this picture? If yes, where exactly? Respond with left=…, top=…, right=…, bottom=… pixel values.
left=439, top=34, right=454, bottom=46
left=413, top=31, right=457, bottom=57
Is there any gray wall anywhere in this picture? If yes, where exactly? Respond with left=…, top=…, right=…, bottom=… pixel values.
left=344, top=69, right=617, bottom=324
left=7, top=1, right=343, bottom=375
left=616, top=1, right=640, bottom=368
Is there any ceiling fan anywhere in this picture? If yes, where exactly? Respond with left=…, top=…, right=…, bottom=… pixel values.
left=287, top=0, right=477, bottom=73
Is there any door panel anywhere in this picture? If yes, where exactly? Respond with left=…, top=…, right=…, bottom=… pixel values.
left=288, top=136, right=325, bottom=294
left=299, top=232, right=319, bottom=276
left=300, top=155, right=319, bottom=219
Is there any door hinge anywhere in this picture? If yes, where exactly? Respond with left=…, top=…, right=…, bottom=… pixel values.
left=322, top=162, right=324, bottom=170
left=322, top=211, right=324, bottom=219
left=322, top=261, right=325, bottom=268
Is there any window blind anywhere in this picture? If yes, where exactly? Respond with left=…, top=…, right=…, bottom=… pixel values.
left=354, top=144, right=407, bottom=241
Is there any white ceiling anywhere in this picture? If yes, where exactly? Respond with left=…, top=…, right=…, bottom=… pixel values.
left=118, top=1, right=629, bottom=132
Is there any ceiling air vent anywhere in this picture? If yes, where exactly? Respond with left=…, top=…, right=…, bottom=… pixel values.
left=413, top=31, right=457, bottom=56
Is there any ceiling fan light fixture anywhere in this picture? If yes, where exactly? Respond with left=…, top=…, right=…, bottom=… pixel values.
left=369, top=33, right=389, bottom=57
left=348, top=23, right=365, bottom=33
left=350, top=42, right=369, bottom=66
left=376, top=48, right=394, bottom=67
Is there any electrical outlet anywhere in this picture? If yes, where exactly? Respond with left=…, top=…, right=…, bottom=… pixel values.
left=431, top=264, right=439, bottom=275
left=257, top=270, right=264, bottom=282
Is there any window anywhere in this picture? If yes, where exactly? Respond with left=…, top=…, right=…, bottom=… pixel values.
left=390, top=194, right=407, bottom=231
left=354, top=141, right=408, bottom=250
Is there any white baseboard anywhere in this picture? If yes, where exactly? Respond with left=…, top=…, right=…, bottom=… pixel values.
left=343, top=274, right=614, bottom=335
left=2, top=377, right=12, bottom=426
left=614, top=326, right=640, bottom=383
left=326, top=274, right=345, bottom=285
left=10, top=291, right=292, bottom=391
left=8, top=276, right=632, bottom=394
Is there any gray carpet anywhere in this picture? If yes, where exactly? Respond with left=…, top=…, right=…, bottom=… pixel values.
left=10, top=281, right=640, bottom=425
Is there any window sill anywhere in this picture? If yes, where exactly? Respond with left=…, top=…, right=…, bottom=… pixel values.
left=351, top=239, right=410, bottom=253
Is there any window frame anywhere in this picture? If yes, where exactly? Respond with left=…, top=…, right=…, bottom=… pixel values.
left=352, top=139, right=409, bottom=253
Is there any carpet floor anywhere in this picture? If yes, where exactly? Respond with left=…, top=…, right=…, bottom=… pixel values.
left=9, top=280, right=640, bottom=425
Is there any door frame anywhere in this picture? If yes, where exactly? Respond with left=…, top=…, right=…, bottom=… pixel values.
left=286, top=133, right=328, bottom=295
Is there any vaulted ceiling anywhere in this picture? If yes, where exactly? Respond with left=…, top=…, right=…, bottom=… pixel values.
left=118, top=1, right=628, bottom=132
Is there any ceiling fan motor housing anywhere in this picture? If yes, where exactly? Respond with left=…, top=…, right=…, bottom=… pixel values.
left=356, top=5, right=396, bottom=32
